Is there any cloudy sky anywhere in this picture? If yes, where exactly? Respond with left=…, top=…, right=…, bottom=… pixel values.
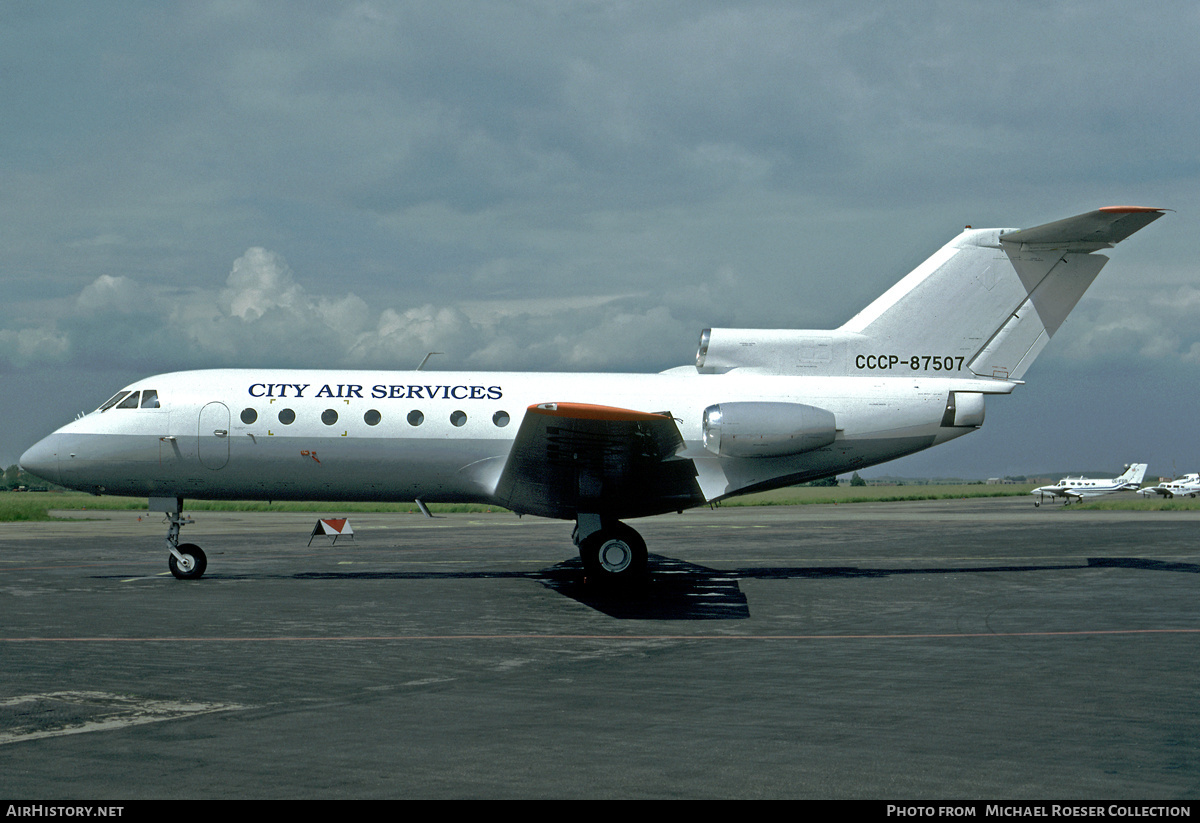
left=4, top=1, right=1199, bottom=479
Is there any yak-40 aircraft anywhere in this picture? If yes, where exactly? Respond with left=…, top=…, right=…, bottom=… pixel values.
left=20, top=206, right=1165, bottom=584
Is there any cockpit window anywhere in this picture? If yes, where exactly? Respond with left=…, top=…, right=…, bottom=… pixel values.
left=97, top=389, right=162, bottom=411
left=98, top=391, right=131, bottom=412
left=96, top=388, right=160, bottom=410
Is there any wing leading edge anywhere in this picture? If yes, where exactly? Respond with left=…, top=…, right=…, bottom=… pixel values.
left=493, top=403, right=705, bottom=520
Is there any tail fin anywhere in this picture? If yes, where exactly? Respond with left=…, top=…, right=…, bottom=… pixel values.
left=840, top=206, right=1165, bottom=380
left=1120, top=463, right=1149, bottom=485
left=695, top=207, right=1165, bottom=378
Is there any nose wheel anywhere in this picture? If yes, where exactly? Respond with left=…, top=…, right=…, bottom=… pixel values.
left=169, top=543, right=208, bottom=580
left=155, top=496, right=207, bottom=581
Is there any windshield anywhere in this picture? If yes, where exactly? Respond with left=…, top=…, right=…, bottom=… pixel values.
left=97, top=389, right=161, bottom=412
left=98, top=391, right=131, bottom=412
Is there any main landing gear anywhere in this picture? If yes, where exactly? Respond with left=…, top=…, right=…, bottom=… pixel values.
left=153, top=496, right=207, bottom=580
left=573, top=515, right=648, bottom=585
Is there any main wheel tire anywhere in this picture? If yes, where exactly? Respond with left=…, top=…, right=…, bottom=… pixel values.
left=169, top=543, right=207, bottom=580
left=580, top=523, right=647, bottom=583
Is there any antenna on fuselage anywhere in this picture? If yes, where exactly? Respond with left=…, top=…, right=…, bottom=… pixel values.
left=416, top=352, right=443, bottom=371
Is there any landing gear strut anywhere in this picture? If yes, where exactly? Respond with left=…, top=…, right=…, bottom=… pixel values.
left=574, top=515, right=647, bottom=584
left=153, top=496, right=207, bottom=580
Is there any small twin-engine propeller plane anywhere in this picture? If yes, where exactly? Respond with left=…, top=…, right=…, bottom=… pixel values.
left=1137, top=473, right=1200, bottom=499
left=1030, top=463, right=1148, bottom=507
left=20, top=207, right=1165, bottom=584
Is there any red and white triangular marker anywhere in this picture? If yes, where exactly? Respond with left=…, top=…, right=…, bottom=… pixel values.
left=308, top=518, right=354, bottom=546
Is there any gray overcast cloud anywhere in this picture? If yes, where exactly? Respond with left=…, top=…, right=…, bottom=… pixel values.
left=3, top=1, right=1199, bottom=478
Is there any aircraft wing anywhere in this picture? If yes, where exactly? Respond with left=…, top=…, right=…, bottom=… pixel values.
left=493, top=403, right=706, bottom=520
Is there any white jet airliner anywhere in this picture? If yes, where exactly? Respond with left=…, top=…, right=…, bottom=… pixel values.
left=1137, top=473, right=1200, bottom=499
left=1030, top=463, right=1148, bottom=507
left=20, top=206, right=1165, bottom=583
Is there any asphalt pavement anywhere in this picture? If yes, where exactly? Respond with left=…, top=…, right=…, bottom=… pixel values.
left=1, top=497, right=1197, bottom=799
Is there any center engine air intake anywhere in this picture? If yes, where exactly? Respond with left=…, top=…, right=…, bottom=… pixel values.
left=702, top=402, right=837, bottom=458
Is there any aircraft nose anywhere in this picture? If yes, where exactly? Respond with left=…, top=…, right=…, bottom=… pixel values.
left=19, top=435, right=62, bottom=486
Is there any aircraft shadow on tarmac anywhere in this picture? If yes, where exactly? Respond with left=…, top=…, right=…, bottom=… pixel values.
left=538, top=555, right=750, bottom=620
left=542, top=555, right=1200, bottom=619
left=292, top=555, right=753, bottom=620
left=285, top=554, right=1200, bottom=620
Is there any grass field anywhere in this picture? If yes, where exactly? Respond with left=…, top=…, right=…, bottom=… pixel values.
left=1061, top=497, right=1200, bottom=511
left=0, top=484, right=1044, bottom=523
left=0, top=493, right=515, bottom=522
left=7, top=485, right=1195, bottom=523
left=717, top=483, right=1037, bottom=506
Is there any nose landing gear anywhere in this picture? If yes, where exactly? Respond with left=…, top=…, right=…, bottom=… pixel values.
left=153, top=496, right=207, bottom=580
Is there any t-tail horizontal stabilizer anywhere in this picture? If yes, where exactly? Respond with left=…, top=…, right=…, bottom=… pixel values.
left=695, top=207, right=1165, bottom=380
left=968, top=207, right=1166, bottom=379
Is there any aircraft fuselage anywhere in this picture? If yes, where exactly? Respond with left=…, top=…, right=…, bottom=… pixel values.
left=23, top=367, right=1003, bottom=517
